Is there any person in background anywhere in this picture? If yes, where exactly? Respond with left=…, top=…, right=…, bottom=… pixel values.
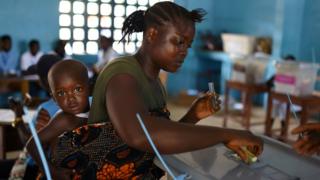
left=92, top=36, right=119, bottom=74
left=49, top=39, right=71, bottom=60
left=292, top=123, right=320, bottom=156
left=89, top=2, right=263, bottom=179
left=0, top=35, right=19, bottom=76
left=266, top=55, right=301, bottom=139
left=20, top=39, right=43, bottom=75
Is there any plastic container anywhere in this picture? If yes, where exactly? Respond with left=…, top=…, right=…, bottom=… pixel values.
left=222, top=33, right=257, bottom=56
left=231, top=56, right=271, bottom=84
left=274, top=61, right=319, bottom=96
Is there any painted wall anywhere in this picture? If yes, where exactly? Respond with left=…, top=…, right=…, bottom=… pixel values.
left=0, top=0, right=319, bottom=95
left=167, top=0, right=320, bottom=96
left=0, top=0, right=59, bottom=54
left=299, top=0, right=320, bottom=62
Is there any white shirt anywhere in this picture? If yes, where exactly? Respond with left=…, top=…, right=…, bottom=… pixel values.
left=95, top=48, right=119, bottom=71
left=20, top=51, right=43, bottom=71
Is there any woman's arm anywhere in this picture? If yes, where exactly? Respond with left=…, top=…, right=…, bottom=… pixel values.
left=106, top=74, right=263, bottom=160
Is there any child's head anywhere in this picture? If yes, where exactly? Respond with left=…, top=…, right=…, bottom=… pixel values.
left=48, top=60, right=90, bottom=115
left=121, top=1, right=205, bottom=72
left=36, top=54, right=61, bottom=92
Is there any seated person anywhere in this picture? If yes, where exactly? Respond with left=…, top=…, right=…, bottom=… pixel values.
left=92, top=36, right=119, bottom=74
left=20, top=39, right=43, bottom=75
left=0, top=34, right=19, bottom=76
left=28, top=2, right=263, bottom=179
left=49, top=40, right=71, bottom=60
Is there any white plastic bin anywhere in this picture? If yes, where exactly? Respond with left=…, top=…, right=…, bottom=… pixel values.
left=231, top=56, right=271, bottom=84
left=222, top=33, right=257, bottom=56
left=274, top=61, right=319, bottom=96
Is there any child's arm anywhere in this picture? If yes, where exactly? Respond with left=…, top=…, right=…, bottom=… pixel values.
left=105, top=74, right=262, bottom=161
left=8, top=97, right=31, bottom=144
left=35, top=108, right=51, bottom=130
left=26, top=112, right=82, bottom=179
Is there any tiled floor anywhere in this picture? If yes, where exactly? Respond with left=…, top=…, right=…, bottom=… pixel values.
left=167, top=100, right=316, bottom=144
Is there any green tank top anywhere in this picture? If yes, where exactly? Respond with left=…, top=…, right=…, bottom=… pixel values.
left=88, top=56, right=167, bottom=124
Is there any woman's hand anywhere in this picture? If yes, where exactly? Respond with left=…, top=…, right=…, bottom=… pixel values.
left=292, top=123, right=320, bottom=155
left=225, top=130, right=263, bottom=162
left=182, top=92, right=221, bottom=123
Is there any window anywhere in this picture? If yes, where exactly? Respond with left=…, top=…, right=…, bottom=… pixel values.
left=59, top=0, right=172, bottom=55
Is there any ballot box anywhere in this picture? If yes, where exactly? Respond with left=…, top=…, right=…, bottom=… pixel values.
left=155, top=135, right=320, bottom=180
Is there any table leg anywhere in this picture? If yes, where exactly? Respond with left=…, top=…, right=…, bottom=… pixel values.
left=265, top=93, right=273, bottom=136
left=21, top=80, right=29, bottom=96
left=300, top=107, right=308, bottom=125
left=223, top=84, right=230, bottom=127
left=281, top=103, right=291, bottom=141
left=243, top=91, right=252, bottom=130
left=0, top=126, right=5, bottom=159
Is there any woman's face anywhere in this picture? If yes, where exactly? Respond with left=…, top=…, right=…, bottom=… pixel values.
left=150, top=21, right=195, bottom=72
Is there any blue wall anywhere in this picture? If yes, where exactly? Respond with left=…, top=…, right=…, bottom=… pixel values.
left=299, top=0, right=320, bottom=62
left=0, top=0, right=59, bottom=54
left=167, top=0, right=320, bottom=96
left=1, top=0, right=319, bottom=96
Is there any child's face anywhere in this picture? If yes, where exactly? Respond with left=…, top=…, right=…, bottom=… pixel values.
left=149, top=21, right=195, bottom=72
left=51, top=74, right=89, bottom=115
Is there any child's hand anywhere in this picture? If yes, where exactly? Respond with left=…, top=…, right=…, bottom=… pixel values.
left=8, top=97, right=24, bottom=117
left=35, top=109, right=51, bottom=130
left=225, top=130, right=263, bottom=163
left=188, top=92, right=221, bottom=121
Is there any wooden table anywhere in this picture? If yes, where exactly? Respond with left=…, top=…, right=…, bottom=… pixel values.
left=224, top=80, right=270, bottom=129
left=265, top=90, right=320, bottom=140
left=0, top=109, right=35, bottom=159
left=0, top=75, right=39, bottom=96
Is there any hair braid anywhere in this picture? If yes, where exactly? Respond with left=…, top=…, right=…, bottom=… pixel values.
left=120, top=10, right=145, bottom=42
left=120, top=2, right=206, bottom=42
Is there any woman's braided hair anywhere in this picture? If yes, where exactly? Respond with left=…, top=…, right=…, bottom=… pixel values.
left=120, top=1, right=206, bottom=41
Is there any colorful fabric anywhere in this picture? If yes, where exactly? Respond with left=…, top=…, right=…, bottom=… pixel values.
left=50, top=122, right=164, bottom=179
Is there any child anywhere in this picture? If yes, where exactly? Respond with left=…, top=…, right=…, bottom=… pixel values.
left=5, top=55, right=61, bottom=180
left=27, top=60, right=91, bottom=179
left=89, top=1, right=263, bottom=179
